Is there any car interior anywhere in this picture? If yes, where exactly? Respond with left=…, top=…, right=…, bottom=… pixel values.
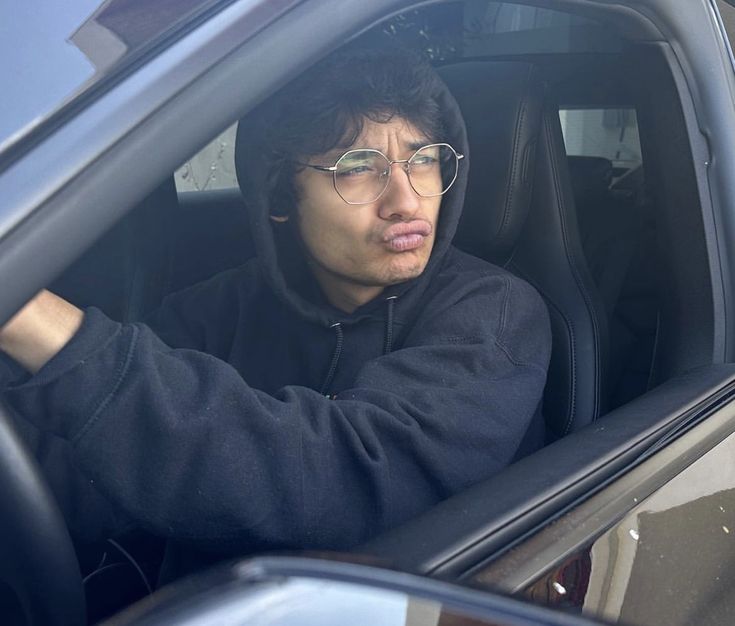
left=5, top=0, right=734, bottom=623
left=52, top=3, right=681, bottom=438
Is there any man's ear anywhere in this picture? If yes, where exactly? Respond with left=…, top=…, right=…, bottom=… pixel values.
left=269, top=214, right=289, bottom=223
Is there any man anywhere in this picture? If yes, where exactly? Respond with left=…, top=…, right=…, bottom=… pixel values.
left=0, top=43, right=551, bottom=558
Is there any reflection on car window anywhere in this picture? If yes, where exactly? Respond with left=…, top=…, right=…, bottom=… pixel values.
left=384, top=0, right=622, bottom=62
left=461, top=1, right=620, bottom=56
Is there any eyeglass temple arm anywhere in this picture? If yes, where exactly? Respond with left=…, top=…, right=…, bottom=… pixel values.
left=305, top=164, right=337, bottom=172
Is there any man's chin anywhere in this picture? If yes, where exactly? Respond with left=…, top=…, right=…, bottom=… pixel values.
left=381, top=258, right=429, bottom=285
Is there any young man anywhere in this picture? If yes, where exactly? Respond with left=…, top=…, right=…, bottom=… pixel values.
left=0, top=44, right=551, bottom=557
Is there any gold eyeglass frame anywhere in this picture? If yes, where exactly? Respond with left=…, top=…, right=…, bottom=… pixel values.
left=300, top=142, right=464, bottom=205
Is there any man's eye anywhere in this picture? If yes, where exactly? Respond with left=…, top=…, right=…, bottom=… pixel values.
left=412, top=155, right=439, bottom=167
left=337, top=164, right=374, bottom=177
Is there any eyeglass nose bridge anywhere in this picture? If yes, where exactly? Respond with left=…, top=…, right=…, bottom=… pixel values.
left=378, top=157, right=411, bottom=181
left=358, top=153, right=445, bottom=204
left=375, top=158, right=418, bottom=198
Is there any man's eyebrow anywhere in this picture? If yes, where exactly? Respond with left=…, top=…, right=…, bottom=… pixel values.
left=317, top=138, right=433, bottom=161
left=355, top=139, right=431, bottom=153
left=406, top=139, right=432, bottom=151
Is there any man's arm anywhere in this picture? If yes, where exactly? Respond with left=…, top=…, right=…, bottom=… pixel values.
left=0, top=292, right=137, bottom=544
left=1, top=269, right=550, bottom=553
left=0, top=290, right=84, bottom=373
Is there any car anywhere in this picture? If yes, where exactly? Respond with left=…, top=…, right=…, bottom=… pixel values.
left=3, top=0, right=735, bottom=624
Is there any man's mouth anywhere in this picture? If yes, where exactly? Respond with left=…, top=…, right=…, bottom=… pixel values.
left=382, top=221, right=433, bottom=252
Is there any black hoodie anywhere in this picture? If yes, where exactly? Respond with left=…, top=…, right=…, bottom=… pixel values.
left=3, top=63, right=551, bottom=556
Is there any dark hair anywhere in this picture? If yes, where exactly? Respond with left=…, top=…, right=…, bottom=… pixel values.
left=263, top=42, right=446, bottom=217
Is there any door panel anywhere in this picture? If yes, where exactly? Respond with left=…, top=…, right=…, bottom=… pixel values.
left=362, top=366, right=735, bottom=581
left=469, top=374, right=735, bottom=625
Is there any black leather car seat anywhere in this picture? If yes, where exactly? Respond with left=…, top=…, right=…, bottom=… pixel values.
left=438, top=61, right=609, bottom=438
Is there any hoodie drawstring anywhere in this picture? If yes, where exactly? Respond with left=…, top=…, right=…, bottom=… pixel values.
left=320, top=322, right=343, bottom=396
left=383, top=295, right=397, bottom=355
left=320, top=296, right=398, bottom=397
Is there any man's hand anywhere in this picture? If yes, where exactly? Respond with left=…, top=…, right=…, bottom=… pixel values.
left=0, top=290, right=84, bottom=374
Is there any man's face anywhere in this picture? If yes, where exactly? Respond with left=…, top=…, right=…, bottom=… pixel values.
left=293, top=116, right=442, bottom=312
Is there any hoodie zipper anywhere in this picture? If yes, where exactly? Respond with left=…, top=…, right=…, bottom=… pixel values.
left=320, top=295, right=399, bottom=397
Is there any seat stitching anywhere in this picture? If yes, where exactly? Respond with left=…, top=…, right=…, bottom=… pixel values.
left=500, top=66, right=532, bottom=239
left=544, top=113, right=603, bottom=428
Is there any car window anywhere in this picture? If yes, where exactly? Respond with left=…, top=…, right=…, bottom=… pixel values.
left=559, top=108, right=642, bottom=173
left=0, top=0, right=234, bottom=157
left=174, top=124, right=238, bottom=192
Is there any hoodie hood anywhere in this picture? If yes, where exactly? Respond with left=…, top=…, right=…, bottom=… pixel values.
left=234, top=56, right=469, bottom=329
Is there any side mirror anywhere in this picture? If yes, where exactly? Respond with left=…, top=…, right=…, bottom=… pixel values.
left=106, top=555, right=603, bottom=626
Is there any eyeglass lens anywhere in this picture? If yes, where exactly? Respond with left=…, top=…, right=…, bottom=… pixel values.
left=333, top=144, right=458, bottom=204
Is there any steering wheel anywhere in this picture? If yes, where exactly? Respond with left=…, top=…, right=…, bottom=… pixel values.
left=0, top=401, right=86, bottom=625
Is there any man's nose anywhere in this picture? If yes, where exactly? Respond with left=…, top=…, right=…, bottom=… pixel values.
left=377, top=163, right=421, bottom=220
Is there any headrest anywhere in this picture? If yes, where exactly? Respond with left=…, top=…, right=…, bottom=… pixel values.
left=438, top=62, right=543, bottom=264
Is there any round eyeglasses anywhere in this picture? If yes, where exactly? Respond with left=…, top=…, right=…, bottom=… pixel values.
left=300, top=143, right=464, bottom=205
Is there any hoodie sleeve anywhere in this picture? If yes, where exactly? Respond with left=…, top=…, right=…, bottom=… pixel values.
left=2, top=270, right=550, bottom=553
